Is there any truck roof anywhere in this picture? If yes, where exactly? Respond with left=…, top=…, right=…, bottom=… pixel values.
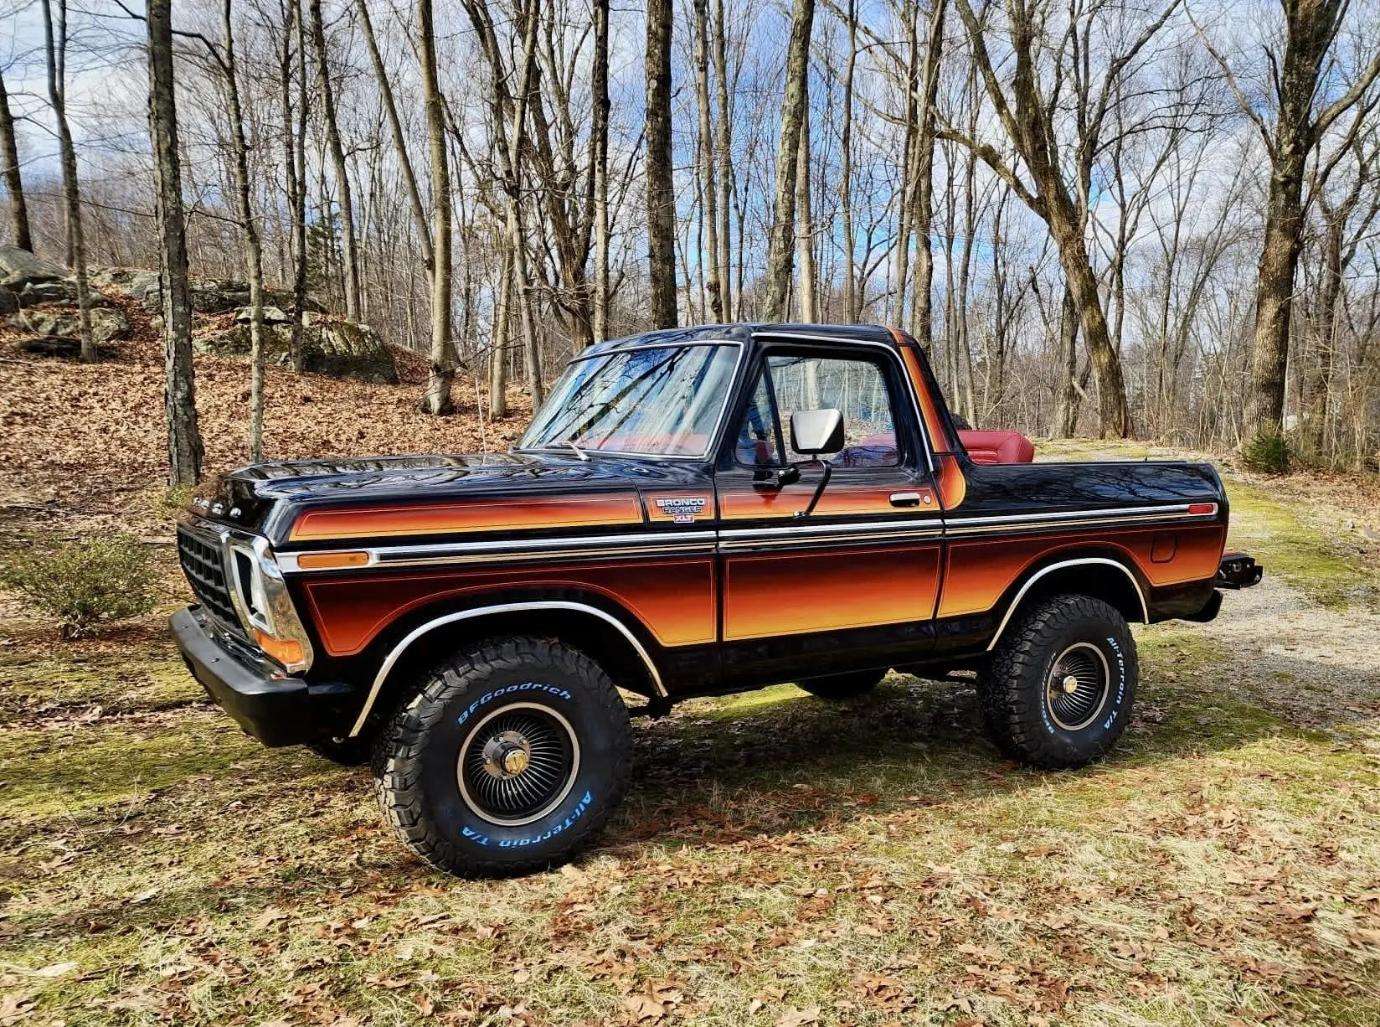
left=580, top=323, right=904, bottom=358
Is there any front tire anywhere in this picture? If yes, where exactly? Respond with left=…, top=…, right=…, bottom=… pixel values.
left=372, top=636, right=631, bottom=877
left=980, top=594, right=1136, bottom=769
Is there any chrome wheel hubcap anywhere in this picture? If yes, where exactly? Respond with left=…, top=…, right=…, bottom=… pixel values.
left=1045, top=643, right=1111, bottom=731
left=457, top=701, right=580, bottom=826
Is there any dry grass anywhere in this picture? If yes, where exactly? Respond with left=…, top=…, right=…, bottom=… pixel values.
left=1, top=395, right=1378, bottom=1024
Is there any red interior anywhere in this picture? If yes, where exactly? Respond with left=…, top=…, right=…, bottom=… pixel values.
left=846, top=429, right=1036, bottom=466
left=958, top=430, right=1035, bottom=465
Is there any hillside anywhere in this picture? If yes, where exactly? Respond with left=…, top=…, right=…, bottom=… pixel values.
left=0, top=273, right=533, bottom=536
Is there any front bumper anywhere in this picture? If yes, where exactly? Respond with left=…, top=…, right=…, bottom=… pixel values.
left=171, top=607, right=353, bottom=746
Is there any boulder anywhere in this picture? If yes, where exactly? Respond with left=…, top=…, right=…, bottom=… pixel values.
left=0, top=285, right=17, bottom=316
left=15, top=279, right=77, bottom=306
left=0, top=247, right=65, bottom=288
left=235, top=304, right=291, bottom=325
left=10, top=306, right=130, bottom=343
left=19, top=335, right=119, bottom=360
left=298, top=320, right=398, bottom=383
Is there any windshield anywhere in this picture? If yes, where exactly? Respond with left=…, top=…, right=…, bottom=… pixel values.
left=520, top=344, right=739, bottom=457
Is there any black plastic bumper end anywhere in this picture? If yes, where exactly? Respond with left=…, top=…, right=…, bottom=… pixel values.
left=171, top=607, right=352, bottom=747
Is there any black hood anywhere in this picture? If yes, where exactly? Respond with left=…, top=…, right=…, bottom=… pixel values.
left=190, top=450, right=712, bottom=539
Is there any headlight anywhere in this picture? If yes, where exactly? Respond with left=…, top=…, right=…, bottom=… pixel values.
left=226, top=536, right=315, bottom=675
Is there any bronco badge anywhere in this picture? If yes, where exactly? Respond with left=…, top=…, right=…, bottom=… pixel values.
left=654, top=496, right=708, bottom=524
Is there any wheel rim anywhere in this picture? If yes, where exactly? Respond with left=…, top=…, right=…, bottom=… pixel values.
left=1044, top=642, right=1111, bottom=731
left=456, top=701, right=580, bottom=826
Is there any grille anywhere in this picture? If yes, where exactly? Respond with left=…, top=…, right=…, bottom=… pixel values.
left=177, top=527, right=243, bottom=631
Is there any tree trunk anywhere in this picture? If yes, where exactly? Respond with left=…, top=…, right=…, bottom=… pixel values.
left=39, top=0, right=94, bottom=363
left=839, top=0, right=857, bottom=321
left=1054, top=283, right=1079, bottom=437
left=1301, top=217, right=1342, bottom=457
left=221, top=0, right=268, bottom=461
left=692, top=0, right=723, bottom=322
left=644, top=0, right=677, bottom=328
left=418, top=0, right=453, bottom=415
left=356, top=0, right=433, bottom=271
left=1046, top=193, right=1131, bottom=436
left=1246, top=161, right=1306, bottom=442
left=711, top=0, right=734, bottom=319
left=0, top=69, right=32, bottom=252
left=794, top=97, right=817, bottom=322
left=490, top=249, right=511, bottom=417
left=289, top=0, right=309, bottom=372
left=591, top=0, right=611, bottom=342
left=760, top=0, right=816, bottom=322
left=146, top=0, right=203, bottom=485
left=911, top=0, right=947, bottom=347
left=308, top=0, right=362, bottom=320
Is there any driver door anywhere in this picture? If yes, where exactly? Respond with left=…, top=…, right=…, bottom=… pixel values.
left=714, top=344, right=943, bottom=678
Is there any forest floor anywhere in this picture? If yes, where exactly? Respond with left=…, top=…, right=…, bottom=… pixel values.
left=1, top=332, right=1379, bottom=1025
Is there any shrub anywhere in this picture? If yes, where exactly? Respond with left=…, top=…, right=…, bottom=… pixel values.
left=1240, top=431, right=1290, bottom=474
left=0, top=533, right=158, bottom=637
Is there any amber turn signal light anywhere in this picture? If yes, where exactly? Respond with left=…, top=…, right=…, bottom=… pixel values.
left=295, top=550, right=370, bottom=570
left=253, top=628, right=305, bottom=668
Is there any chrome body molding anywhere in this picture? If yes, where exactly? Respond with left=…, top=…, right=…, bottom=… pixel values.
left=277, top=530, right=715, bottom=573
left=945, top=502, right=1215, bottom=534
left=985, top=558, right=1150, bottom=653
left=717, top=518, right=943, bottom=551
left=279, top=502, right=1214, bottom=572
left=347, top=600, right=669, bottom=737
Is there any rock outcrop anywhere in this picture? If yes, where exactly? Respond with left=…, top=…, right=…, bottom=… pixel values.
left=192, top=313, right=397, bottom=384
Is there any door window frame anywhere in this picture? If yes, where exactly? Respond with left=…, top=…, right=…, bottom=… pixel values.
left=716, top=340, right=926, bottom=478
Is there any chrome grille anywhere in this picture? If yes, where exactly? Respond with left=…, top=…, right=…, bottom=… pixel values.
left=176, top=526, right=242, bottom=631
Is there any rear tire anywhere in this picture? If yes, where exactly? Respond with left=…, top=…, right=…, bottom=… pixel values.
left=980, top=594, right=1136, bottom=769
left=798, top=667, right=887, bottom=700
left=372, top=636, right=631, bottom=877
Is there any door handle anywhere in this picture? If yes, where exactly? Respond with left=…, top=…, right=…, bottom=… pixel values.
left=889, top=491, right=924, bottom=508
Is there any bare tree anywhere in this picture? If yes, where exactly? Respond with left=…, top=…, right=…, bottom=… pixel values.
left=937, top=0, right=1180, bottom=436
left=218, top=0, right=268, bottom=460
left=591, top=0, right=611, bottom=342
left=1200, top=0, right=1380, bottom=449
left=761, top=0, right=816, bottom=321
left=356, top=0, right=433, bottom=271
left=0, top=67, right=32, bottom=251
left=38, top=0, right=94, bottom=362
left=418, top=0, right=453, bottom=415
left=308, top=0, right=362, bottom=320
left=645, top=0, right=677, bottom=327
left=146, top=0, right=202, bottom=485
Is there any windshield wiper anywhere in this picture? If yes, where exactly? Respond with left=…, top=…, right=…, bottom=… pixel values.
left=562, top=439, right=589, bottom=462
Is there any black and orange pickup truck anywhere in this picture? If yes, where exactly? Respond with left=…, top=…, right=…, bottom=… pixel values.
left=172, top=324, right=1261, bottom=875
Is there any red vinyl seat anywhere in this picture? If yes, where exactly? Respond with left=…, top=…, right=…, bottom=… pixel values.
left=958, top=429, right=1035, bottom=465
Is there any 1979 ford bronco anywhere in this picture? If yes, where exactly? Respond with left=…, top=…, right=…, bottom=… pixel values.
left=173, top=324, right=1262, bottom=875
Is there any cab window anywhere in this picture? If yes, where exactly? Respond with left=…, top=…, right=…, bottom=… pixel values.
left=733, top=353, right=900, bottom=469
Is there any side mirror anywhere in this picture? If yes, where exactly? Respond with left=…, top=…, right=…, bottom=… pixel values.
left=790, top=409, right=844, bottom=456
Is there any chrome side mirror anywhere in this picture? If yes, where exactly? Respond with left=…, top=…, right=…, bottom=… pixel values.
left=789, top=408, right=844, bottom=456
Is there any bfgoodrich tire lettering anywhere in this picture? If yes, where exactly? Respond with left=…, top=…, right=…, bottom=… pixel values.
left=372, top=636, right=631, bottom=876
left=980, top=594, right=1137, bottom=769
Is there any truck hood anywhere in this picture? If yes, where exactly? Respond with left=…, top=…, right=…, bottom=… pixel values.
left=190, top=451, right=711, bottom=541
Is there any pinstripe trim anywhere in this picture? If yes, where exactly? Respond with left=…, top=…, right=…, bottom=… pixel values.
left=277, top=502, right=1218, bottom=573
